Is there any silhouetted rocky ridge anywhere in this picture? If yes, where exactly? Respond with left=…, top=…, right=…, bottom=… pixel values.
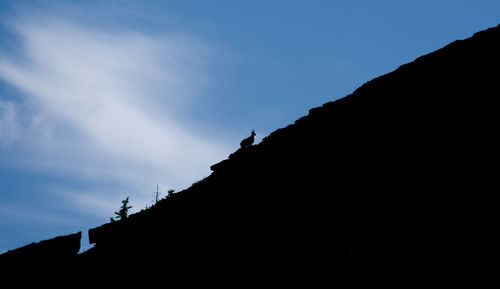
left=0, top=232, right=81, bottom=265
left=2, top=24, right=500, bottom=286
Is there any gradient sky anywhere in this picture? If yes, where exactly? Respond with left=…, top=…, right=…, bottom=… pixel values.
left=1, top=0, right=500, bottom=253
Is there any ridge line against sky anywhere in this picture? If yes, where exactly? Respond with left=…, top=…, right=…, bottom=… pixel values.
left=1, top=0, right=500, bottom=253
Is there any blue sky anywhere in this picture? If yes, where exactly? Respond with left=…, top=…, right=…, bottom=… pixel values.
left=1, top=0, right=500, bottom=253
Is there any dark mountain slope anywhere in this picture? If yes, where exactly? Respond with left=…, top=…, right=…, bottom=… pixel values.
left=3, top=24, right=500, bottom=286
left=83, top=24, right=500, bottom=285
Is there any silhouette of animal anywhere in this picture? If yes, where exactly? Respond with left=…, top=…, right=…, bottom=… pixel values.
left=240, top=130, right=256, bottom=148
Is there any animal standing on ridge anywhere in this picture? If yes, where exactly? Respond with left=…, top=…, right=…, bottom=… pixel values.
left=240, top=130, right=256, bottom=148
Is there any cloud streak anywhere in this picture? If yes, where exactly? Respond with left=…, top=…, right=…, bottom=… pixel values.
left=0, top=100, right=19, bottom=146
left=0, top=14, right=230, bottom=216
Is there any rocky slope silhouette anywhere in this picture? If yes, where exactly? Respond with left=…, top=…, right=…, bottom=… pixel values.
left=2, top=24, right=500, bottom=286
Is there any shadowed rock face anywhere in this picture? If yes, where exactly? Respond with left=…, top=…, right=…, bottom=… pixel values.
left=0, top=232, right=81, bottom=261
left=3, top=24, right=500, bottom=286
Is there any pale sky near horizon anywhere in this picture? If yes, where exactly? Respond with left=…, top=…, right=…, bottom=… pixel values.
left=1, top=0, right=500, bottom=253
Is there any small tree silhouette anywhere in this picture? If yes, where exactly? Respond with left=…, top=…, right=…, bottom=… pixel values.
left=152, top=183, right=161, bottom=205
left=110, top=197, right=132, bottom=222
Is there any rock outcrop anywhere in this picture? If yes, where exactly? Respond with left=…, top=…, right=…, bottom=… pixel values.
left=0, top=232, right=81, bottom=264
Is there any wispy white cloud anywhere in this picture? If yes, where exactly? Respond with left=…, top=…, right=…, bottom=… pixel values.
left=0, top=14, right=231, bottom=215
